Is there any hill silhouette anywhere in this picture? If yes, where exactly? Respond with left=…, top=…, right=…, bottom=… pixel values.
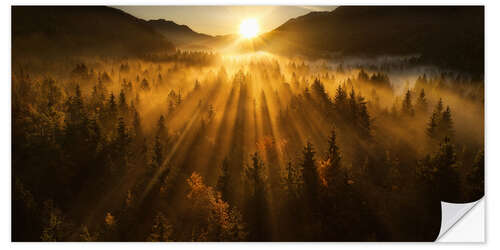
left=12, top=6, right=175, bottom=58
left=147, top=19, right=213, bottom=47
left=259, top=6, right=484, bottom=75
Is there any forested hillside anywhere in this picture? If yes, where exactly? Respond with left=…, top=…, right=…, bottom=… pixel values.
left=12, top=6, right=174, bottom=58
left=260, top=6, right=484, bottom=76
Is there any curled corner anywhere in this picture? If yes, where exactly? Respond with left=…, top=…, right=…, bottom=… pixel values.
left=436, top=198, right=483, bottom=240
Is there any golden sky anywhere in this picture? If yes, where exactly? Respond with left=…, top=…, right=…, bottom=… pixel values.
left=114, top=6, right=336, bottom=36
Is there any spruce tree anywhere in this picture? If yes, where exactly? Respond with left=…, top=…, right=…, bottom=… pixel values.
left=118, top=89, right=128, bottom=115
left=357, top=95, right=371, bottom=138
left=157, top=115, right=167, bottom=140
left=216, top=157, right=231, bottom=201
left=245, top=152, right=268, bottom=241
left=435, top=98, right=444, bottom=115
left=467, top=149, right=484, bottom=198
left=324, top=128, right=342, bottom=195
left=132, top=105, right=142, bottom=140
left=302, top=141, right=319, bottom=201
left=426, top=111, right=439, bottom=139
left=416, top=89, right=428, bottom=113
left=402, top=89, right=414, bottom=116
left=333, top=85, right=347, bottom=114
left=439, top=106, right=454, bottom=139
left=108, top=93, right=117, bottom=121
left=151, top=135, right=163, bottom=170
left=434, top=137, right=461, bottom=200
left=347, top=88, right=358, bottom=123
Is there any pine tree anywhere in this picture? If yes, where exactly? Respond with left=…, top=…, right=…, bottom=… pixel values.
left=132, top=106, right=142, bottom=140
left=207, top=104, right=215, bottom=121
left=88, top=115, right=101, bottom=150
left=434, top=137, right=461, bottom=200
left=141, top=78, right=150, bottom=90
left=216, top=157, right=230, bottom=201
left=68, top=84, right=86, bottom=125
left=168, top=100, right=175, bottom=116
left=247, top=152, right=266, bottom=195
left=118, top=89, right=128, bottom=115
left=357, top=95, right=371, bottom=138
left=116, top=117, right=129, bottom=145
left=427, top=99, right=448, bottom=140
left=282, top=161, right=301, bottom=198
left=311, top=79, right=332, bottom=112
left=426, top=111, right=439, bottom=139
left=244, top=152, right=268, bottom=241
left=156, top=115, right=167, bottom=140
left=108, top=93, right=117, bottom=120
left=115, top=117, right=130, bottom=167
left=194, top=80, right=201, bottom=91
left=324, top=128, right=342, bottom=186
left=157, top=73, right=163, bottom=86
left=439, top=106, right=454, bottom=139
left=151, top=135, right=163, bottom=170
left=435, top=98, right=444, bottom=115
left=467, top=149, right=484, bottom=198
left=416, top=89, right=428, bottom=113
left=402, top=89, right=414, bottom=116
left=176, top=90, right=182, bottom=105
left=333, top=85, right=347, bottom=113
left=347, top=88, right=358, bottom=122
left=135, top=93, right=141, bottom=106
left=302, top=141, right=319, bottom=201
left=357, top=69, right=369, bottom=81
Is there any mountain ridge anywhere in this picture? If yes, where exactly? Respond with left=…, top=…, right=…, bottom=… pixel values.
left=146, top=18, right=214, bottom=48
left=12, top=6, right=175, bottom=58
left=261, top=6, right=484, bottom=75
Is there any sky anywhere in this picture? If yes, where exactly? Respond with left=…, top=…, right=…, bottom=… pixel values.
left=114, top=6, right=337, bottom=36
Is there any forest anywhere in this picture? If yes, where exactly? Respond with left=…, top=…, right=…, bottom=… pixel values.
left=12, top=50, right=484, bottom=241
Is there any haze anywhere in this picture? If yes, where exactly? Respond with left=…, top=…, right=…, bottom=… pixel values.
left=114, top=6, right=337, bottom=36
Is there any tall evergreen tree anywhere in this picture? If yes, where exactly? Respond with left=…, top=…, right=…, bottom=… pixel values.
left=108, top=93, right=117, bottom=121
left=416, top=88, right=428, bottom=113
left=114, top=117, right=131, bottom=171
left=347, top=88, right=358, bottom=123
left=244, top=152, right=268, bottom=241
left=467, top=149, right=484, bottom=198
left=402, top=89, right=414, bottom=116
left=435, top=98, right=444, bottom=115
left=434, top=137, right=461, bottom=200
left=156, top=115, right=167, bottom=140
left=302, top=141, right=319, bottom=202
left=357, top=95, right=371, bottom=138
left=118, top=89, right=128, bottom=115
left=282, top=161, right=301, bottom=199
left=132, top=105, right=142, bottom=140
left=151, top=135, right=163, bottom=170
left=439, top=106, right=454, bottom=139
left=333, top=85, right=347, bottom=113
left=426, top=111, right=439, bottom=139
left=216, top=157, right=231, bottom=201
left=324, top=128, right=342, bottom=189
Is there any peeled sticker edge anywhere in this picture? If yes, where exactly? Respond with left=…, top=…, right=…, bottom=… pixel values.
left=436, top=198, right=483, bottom=241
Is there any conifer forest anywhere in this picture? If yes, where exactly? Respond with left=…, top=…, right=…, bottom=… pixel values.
left=12, top=6, right=484, bottom=242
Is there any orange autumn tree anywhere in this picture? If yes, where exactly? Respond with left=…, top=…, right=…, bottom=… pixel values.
left=186, top=172, right=247, bottom=241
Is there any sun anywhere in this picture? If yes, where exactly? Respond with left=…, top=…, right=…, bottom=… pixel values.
left=239, top=18, right=260, bottom=39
